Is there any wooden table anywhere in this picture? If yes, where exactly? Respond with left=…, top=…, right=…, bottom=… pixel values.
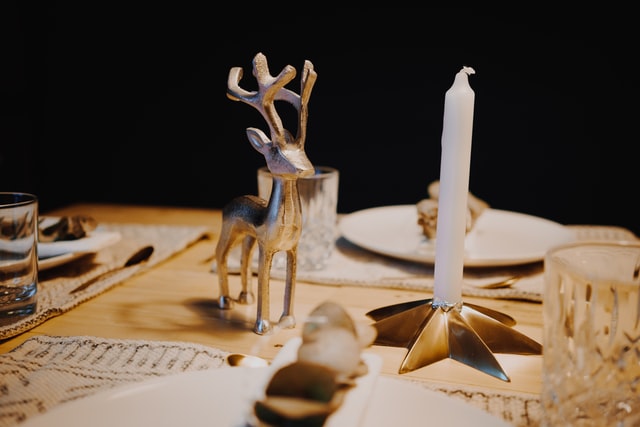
left=0, top=203, right=543, bottom=397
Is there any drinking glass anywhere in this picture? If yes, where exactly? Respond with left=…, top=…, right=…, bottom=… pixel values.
left=0, top=192, right=38, bottom=321
left=542, top=241, right=640, bottom=426
left=257, top=166, right=339, bottom=271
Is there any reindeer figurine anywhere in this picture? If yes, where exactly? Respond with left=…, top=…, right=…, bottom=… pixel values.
left=215, top=52, right=317, bottom=335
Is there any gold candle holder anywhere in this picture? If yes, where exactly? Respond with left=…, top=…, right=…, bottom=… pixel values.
left=366, top=298, right=541, bottom=381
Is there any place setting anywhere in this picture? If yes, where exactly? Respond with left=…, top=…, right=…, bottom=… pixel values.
left=332, top=186, right=636, bottom=302
left=0, top=210, right=210, bottom=339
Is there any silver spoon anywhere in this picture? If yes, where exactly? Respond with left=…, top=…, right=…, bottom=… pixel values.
left=70, top=245, right=155, bottom=294
left=226, top=353, right=270, bottom=368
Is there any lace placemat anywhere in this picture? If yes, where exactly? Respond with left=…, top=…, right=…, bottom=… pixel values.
left=0, top=223, right=211, bottom=340
left=0, top=335, right=541, bottom=427
left=215, top=225, right=638, bottom=303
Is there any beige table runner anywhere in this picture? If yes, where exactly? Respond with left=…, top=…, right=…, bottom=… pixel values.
left=217, top=225, right=637, bottom=303
left=0, top=222, right=211, bottom=340
left=0, top=334, right=541, bottom=427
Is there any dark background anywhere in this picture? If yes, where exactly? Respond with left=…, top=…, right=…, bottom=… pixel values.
left=2, top=5, right=638, bottom=236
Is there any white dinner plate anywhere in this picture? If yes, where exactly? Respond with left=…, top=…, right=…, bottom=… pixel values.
left=20, top=363, right=509, bottom=427
left=339, top=205, right=576, bottom=267
left=38, top=251, right=90, bottom=270
left=37, top=217, right=121, bottom=271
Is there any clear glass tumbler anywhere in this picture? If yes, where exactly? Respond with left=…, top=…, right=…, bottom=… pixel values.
left=0, top=192, right=38, bottom=322
left=257, top=165, right=339, bottom=271
left=542, top=241, right=640, bottom=426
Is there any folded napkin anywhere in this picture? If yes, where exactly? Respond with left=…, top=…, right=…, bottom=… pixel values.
left=0, top=335, right=541, bottom=427
left=214, top=224, right=638, bottom=303
left=0, top=222, right=210, bottom=340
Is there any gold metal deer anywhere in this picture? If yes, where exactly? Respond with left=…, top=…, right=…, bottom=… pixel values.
left=215, top=52, right=317, bottom=335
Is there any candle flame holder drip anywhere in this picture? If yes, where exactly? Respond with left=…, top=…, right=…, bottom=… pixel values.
left=366, top=298, right=542, bottom=381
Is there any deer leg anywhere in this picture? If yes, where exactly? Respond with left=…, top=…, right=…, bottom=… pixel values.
left=254, top=246, right=274, bottom=335
left=237, top=235, right=256, bottom=304
left=214, top=228, right=234, bottom=310
left=278, top=248, right=297, bottom=329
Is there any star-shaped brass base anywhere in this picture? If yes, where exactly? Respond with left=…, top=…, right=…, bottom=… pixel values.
left=366, top=298, right=542, bottom=382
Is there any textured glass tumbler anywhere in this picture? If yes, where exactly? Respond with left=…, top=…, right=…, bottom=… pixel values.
left=542, top=241, right=640, bottom=426
left=0, top=192, right=38, bottom=322
left=258, top=166, right=339, bottom=271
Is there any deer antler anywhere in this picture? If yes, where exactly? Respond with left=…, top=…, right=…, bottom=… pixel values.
left=227, top=52, right=296, bottom=147
left=294, top=60, right=317, bottom=149
left=227, top=53, right=317, bottom=149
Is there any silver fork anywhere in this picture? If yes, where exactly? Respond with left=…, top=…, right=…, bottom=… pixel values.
left=468, top=275, right=522, bottom=289
left=380, top=274, right=522, bottom=289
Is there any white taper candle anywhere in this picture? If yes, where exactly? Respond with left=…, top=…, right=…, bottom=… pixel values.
left=433, top=66, right=476, bottom=306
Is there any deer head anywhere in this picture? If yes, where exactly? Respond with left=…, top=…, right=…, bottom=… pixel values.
left=227, top=52, right=316, bottom=177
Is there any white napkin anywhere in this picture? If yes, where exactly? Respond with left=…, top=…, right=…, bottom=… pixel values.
left=244, top=337, right=382, bottom=427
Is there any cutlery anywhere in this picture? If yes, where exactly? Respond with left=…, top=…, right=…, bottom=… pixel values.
left=70, top=245, right=154, bottom=294
left=226, top=353, right=270, bottom=367
left=467, top=275, right=522, bottom=290
left=381, top=274, right=521, bottom=289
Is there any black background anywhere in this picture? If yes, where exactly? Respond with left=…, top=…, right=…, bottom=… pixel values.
left=2, top=5, right=638, bottom=236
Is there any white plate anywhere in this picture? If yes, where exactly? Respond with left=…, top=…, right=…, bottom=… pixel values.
left=37, top=217, right=121, bottom=271
left=339, top=205, right=576, bottom=267
left=20, top=362, right=509, bottom=427
left=38, top=252, right=91, bottom=270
